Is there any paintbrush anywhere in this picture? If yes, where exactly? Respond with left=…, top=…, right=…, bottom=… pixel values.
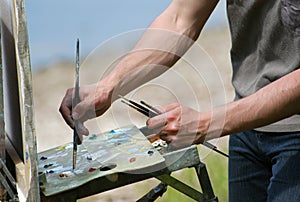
left=119, top=95, right=158, bottom=117
left=119, top=96, right=228, bottom=158
left=72, top=39, right=82, bottom=170
left=140, top=100, right=163, bottom=114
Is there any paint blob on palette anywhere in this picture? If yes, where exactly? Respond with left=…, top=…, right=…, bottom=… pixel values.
left=38, top=125, right=165, bottom=196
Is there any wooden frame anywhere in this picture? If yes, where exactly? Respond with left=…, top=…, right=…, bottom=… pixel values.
left=0, top=0, right=39, bottom=201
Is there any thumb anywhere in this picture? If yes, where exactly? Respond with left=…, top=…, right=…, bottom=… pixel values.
left=72, top=100, right=91, bottom=120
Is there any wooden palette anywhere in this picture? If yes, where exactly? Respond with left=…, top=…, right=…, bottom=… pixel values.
left=38, top=125, right=165, bottom=196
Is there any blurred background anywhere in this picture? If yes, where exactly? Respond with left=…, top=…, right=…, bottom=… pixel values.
left=26, top=0, right=228, bottom=69
left=26, top=1, right=233, bottom=201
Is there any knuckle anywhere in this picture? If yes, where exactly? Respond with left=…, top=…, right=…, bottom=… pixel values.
left=166, top=115, right=175, bottom=122
left=168, top=125, right=180, bottom=132
left=59, top=105, right=68, bottom=115
left=66, top=88, right=73, bottom=95
left=146, top=119, right=151, bottom=126
left=166, top=113, right=178, bottom=122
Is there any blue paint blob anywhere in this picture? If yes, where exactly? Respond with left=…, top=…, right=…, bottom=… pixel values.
left=88, top=134, right=97, bottom=140
left=147, top=150, right=154, bottom=156
left=43, top=163, right=54, bottom=168
left=40, top=156, right=47, bottom=160
left=129, top=148, right=138, bottom=153
left=46, top=170, right=54, bottom=174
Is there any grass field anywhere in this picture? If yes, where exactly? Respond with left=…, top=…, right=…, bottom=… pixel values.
left=156, top=144, right=228, bottom=202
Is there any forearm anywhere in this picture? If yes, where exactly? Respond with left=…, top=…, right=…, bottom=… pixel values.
left=100, top=0, right=218, bottom=101
left=204, top=69, right=300, bottom=139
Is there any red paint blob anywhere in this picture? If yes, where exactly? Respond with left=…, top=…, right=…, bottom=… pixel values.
left=89, top=167, right=96, bottom=172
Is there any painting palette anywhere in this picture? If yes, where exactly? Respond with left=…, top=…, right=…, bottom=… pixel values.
left=38, top=125, right=165, bottom=196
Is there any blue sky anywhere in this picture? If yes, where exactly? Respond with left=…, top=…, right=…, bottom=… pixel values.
left=25, top=1, right=227, bottom=70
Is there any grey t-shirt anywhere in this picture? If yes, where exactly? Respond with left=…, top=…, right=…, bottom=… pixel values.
left=227, top=0, right=300, bottom=132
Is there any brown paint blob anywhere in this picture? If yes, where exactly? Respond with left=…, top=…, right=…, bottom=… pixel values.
left=129, top=157, right=136, bottom=163
left=59, top=173, right=68, bottom=178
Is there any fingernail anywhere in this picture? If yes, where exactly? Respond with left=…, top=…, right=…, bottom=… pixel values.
left=72, top=112, right=79, bottom=120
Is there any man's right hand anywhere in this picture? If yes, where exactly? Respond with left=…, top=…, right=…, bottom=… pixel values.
left=59, top=81, right=114, bottom=138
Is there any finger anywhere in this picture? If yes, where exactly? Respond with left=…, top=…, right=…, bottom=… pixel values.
left=147, top=105, right=181, bottom=129
left=160, top=132, right=195, bottom=149
left=147, top=113, right=167, bottom=129
left=59, top=90, right=75, bottom=128
left=59, top=105, right=74, bottom=128
left=158, top=122, right=180, bottom=141
left=159, top=132, right=175, bottom=143
left=76, top=121, right=89, bottom=138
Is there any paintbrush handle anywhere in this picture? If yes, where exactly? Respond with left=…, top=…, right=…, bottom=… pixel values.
left=140, top=100, right=162, bottom=115
left=121, top=100, right=158, bottom=117
left=73, top=39, right=81, bottom=169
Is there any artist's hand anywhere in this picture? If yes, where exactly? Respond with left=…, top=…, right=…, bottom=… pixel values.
left=147, top=104, right=209, bottom=149
left=59, top=82, right=113, bottom=138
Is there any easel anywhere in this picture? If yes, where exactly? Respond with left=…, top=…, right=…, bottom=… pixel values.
left=0, top=1, right=219, bottom=201
left=0, top=0, right=39, bottom=201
